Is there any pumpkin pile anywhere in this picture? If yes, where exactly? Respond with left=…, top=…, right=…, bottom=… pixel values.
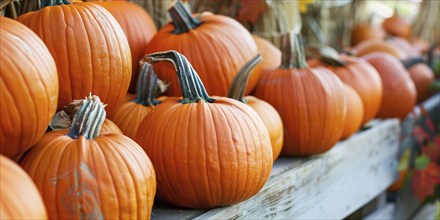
left=1, top=0, right=438, bottom=217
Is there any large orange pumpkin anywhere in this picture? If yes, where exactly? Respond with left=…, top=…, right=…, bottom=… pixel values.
left=0, top=17, right=58, bottom=158
left=341, top=84, right=364, bottom=139
left=308, top=52, right=382, bottom=125
left=228, top=54, right=284, bottom=161
left=145, top=1, right=260, bottom=96
left=20, top=95, right=156, bottom=219
left=0, top=155, right=47, bottom=219
left=254, top=33, right=346, bottom=156
left=17, top=1, right=131, bottom=114
left=252, top=35, right=281, bottom=69
left=108, top=62, right=161, bottom=139
left=135, top=51, right=273, bottom=208
left=362, top=52, right=416, bottom=120
left=87, top=1, right=157, bottom=93
left=350, top=39, right=407, bottom=59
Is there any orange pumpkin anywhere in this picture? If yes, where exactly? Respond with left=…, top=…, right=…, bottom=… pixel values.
left=351, top=23, right=386, bottom=46
left=87, top=1, right=157, bottom=93
left=382, top=15, right=411, bottom=39
left=362, top=52, right=416, bottom=120
left=341, top=84, right=364, bottom=139
left=17, top=1, right=131, bottom=114
left=407, top=63, right=435, bottom=103
left=0, top=17, right=58, bottom=158
left=228, top=54, right=284, bottom=161
left=254, top=33, right=346, bottom=156
left=20, top=95, right=156, bottom=219
left=108, top=62, right=161, bottom=139
left=0, top=155, right=48, bottom=219
left=252, top=35, right=281, bottom=69
left=145, top=1, right=260, bottom=96
left=135, top=51, right=273, bottom=208
left=308, top=53, right=382, bottom=125
left=350, top=39, right=407, bottom=59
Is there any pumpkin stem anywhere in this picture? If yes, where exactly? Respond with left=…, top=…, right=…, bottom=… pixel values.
left=143, top=50, right=215, bottom=104
left=228, top=54, right=262, bottom=103
left=169, top=0, right=202, bottom=34
left=67, top=95, right=106, bottom=140
left=306, top=45, right=346, bottom=66
left=280, top=32, right=308, bottom=69
left=401, top=57, right=425, bottom=69
left=133, top=62, right=161, bottom=106
left=40, top=0, right=71, bottom=8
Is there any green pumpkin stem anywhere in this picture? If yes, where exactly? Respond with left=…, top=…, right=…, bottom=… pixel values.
left=169, top=0, right=202, bottom=34
left=40, top=0, right=71, bottom=8
left=280, top=32, right=308, bottom=69
left=67, top=95, right=106, bottom=140
left=133, top=62, right=161, bottom=106
left=228, top=54, right=262, bottom=103
left=143, top=50, right=215, bottom=104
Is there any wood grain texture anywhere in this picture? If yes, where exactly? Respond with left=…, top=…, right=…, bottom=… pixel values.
left=151, top=119, right=400, bottom=219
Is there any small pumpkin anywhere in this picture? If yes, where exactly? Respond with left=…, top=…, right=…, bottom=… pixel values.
left=228, top=54, right=284, bottom=161
left=0, top=17, right=58, bottom=158
left=135, top=50, right=273, bottom=208
left=20, top=95, right=156, bottom=219
left=0, top=155, right=48, bottom=219
left=108, top=62, right=161, bottom=139
left=254, top=32, right=346, bottom=156
left=145, top=1, right=261, bottom=96
left=340, top=84, right=364, bottom=139
left=382, top=14, right=411, bottom=39
left=350, top=39, right=407, bottom=59
left=17, top=0, right=131, bottom=114
left=307, top=48, right=382, bottom=125
left=252, top=35, right=281, bottom=69
left=362, top=52, right=416, bottom=120
left=87, top=0, right=158, bottom=93
left=351, top=23, right=386, bottom=46
left=407, top=63, right=435, bottom=103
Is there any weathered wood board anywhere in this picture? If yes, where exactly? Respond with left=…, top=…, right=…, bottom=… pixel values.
left=151, top=119, right=400, bottom=219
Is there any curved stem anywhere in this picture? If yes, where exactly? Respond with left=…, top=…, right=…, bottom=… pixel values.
left=133, top=62, right=161, bottom=106
left=40, top=0, right=70, bottom=8
left=67, top=95, right=106, bottom=140
left=401, top=57, right=426, bottom=69
left=307, top=45, right=346, bottom=67
left=168, top=0, right=202, bottom=34
left=143, top=50, right=215, bottom=104
left=228, top=54, right=262, bottom=103
left=280, top=32, right=308, bottom=69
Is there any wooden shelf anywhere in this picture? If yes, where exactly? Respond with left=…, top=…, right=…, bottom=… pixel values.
left=151, top=119, right=401, bottom=219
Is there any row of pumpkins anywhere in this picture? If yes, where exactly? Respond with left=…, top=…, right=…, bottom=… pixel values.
left=0, top=0, right=436, bottom=219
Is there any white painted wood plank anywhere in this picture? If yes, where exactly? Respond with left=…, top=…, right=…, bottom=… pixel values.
left=151, top=119, right=400, bottom=219
left=413, top=203, right=439, bottom=220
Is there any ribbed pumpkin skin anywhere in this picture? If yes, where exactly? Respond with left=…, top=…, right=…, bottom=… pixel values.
left=0, top=155, right=48, bottom=219
left=101, top=119, right=123, bottom=135
left=145, top=13, right=260, bottom=96
left=20, top=130, right=156, bottom=219
left=0, top=17, right=58, bottom=158
left=88, top=1, right=157, bottom=93
left=308, top=55, right=383, bottom=124
left=362, top=53, right=416, bottom=120
left=17, top=3, right=131, bottom=114
left=254, top=67, right=346, bottom=156
left=135, top=97, right=273, bottom=208
left=341, top=84, right=364, bottom=139
left=246, top=96, right=283, bottom=161
left=108, top=101, right=154, bottom=139
left=408, top=63, right=435, bottom=103
left=252, top=35, right=281, bottom=69
left=351, top=39, right=407, bottom=59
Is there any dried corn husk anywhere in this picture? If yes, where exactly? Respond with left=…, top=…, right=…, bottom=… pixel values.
left=0, top=0, right=17, bottom=18
left=411, top=0, right=440, bottom=43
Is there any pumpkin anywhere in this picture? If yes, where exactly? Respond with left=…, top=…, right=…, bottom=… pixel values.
left=386, top=36, right=421, bottom=58
left=0, top=155, right=48, bottom=219
left=407, top=63, right=435, bottom=103
left=228, top=54, right=283, bottom=161
left=135, top=50, right=273, bottom=208
left=351, top=23, right=386, bottom=46
left=307, top=49, right=382, bottom=125
left=252, top=35, right=281, bottom=69
left=17, top=1, right=131, bottom=114
left=87, top=0, right=157, bottom=93
left=362, top=52, right=416, bottom=120
left=340, top=84, right=364, bottom=139
left=20, top=95, right=156, bottom=219
left=254, top=32, right=346, bottom=156
left=382, top=15, right=411, bottom=39
left=108, top=62, right=161, bottom=139
left=0, top=17, right=58, bottom=158
left=350, top=39, right=407, bottom=59
left=145, top=1, right=261, bottom=96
